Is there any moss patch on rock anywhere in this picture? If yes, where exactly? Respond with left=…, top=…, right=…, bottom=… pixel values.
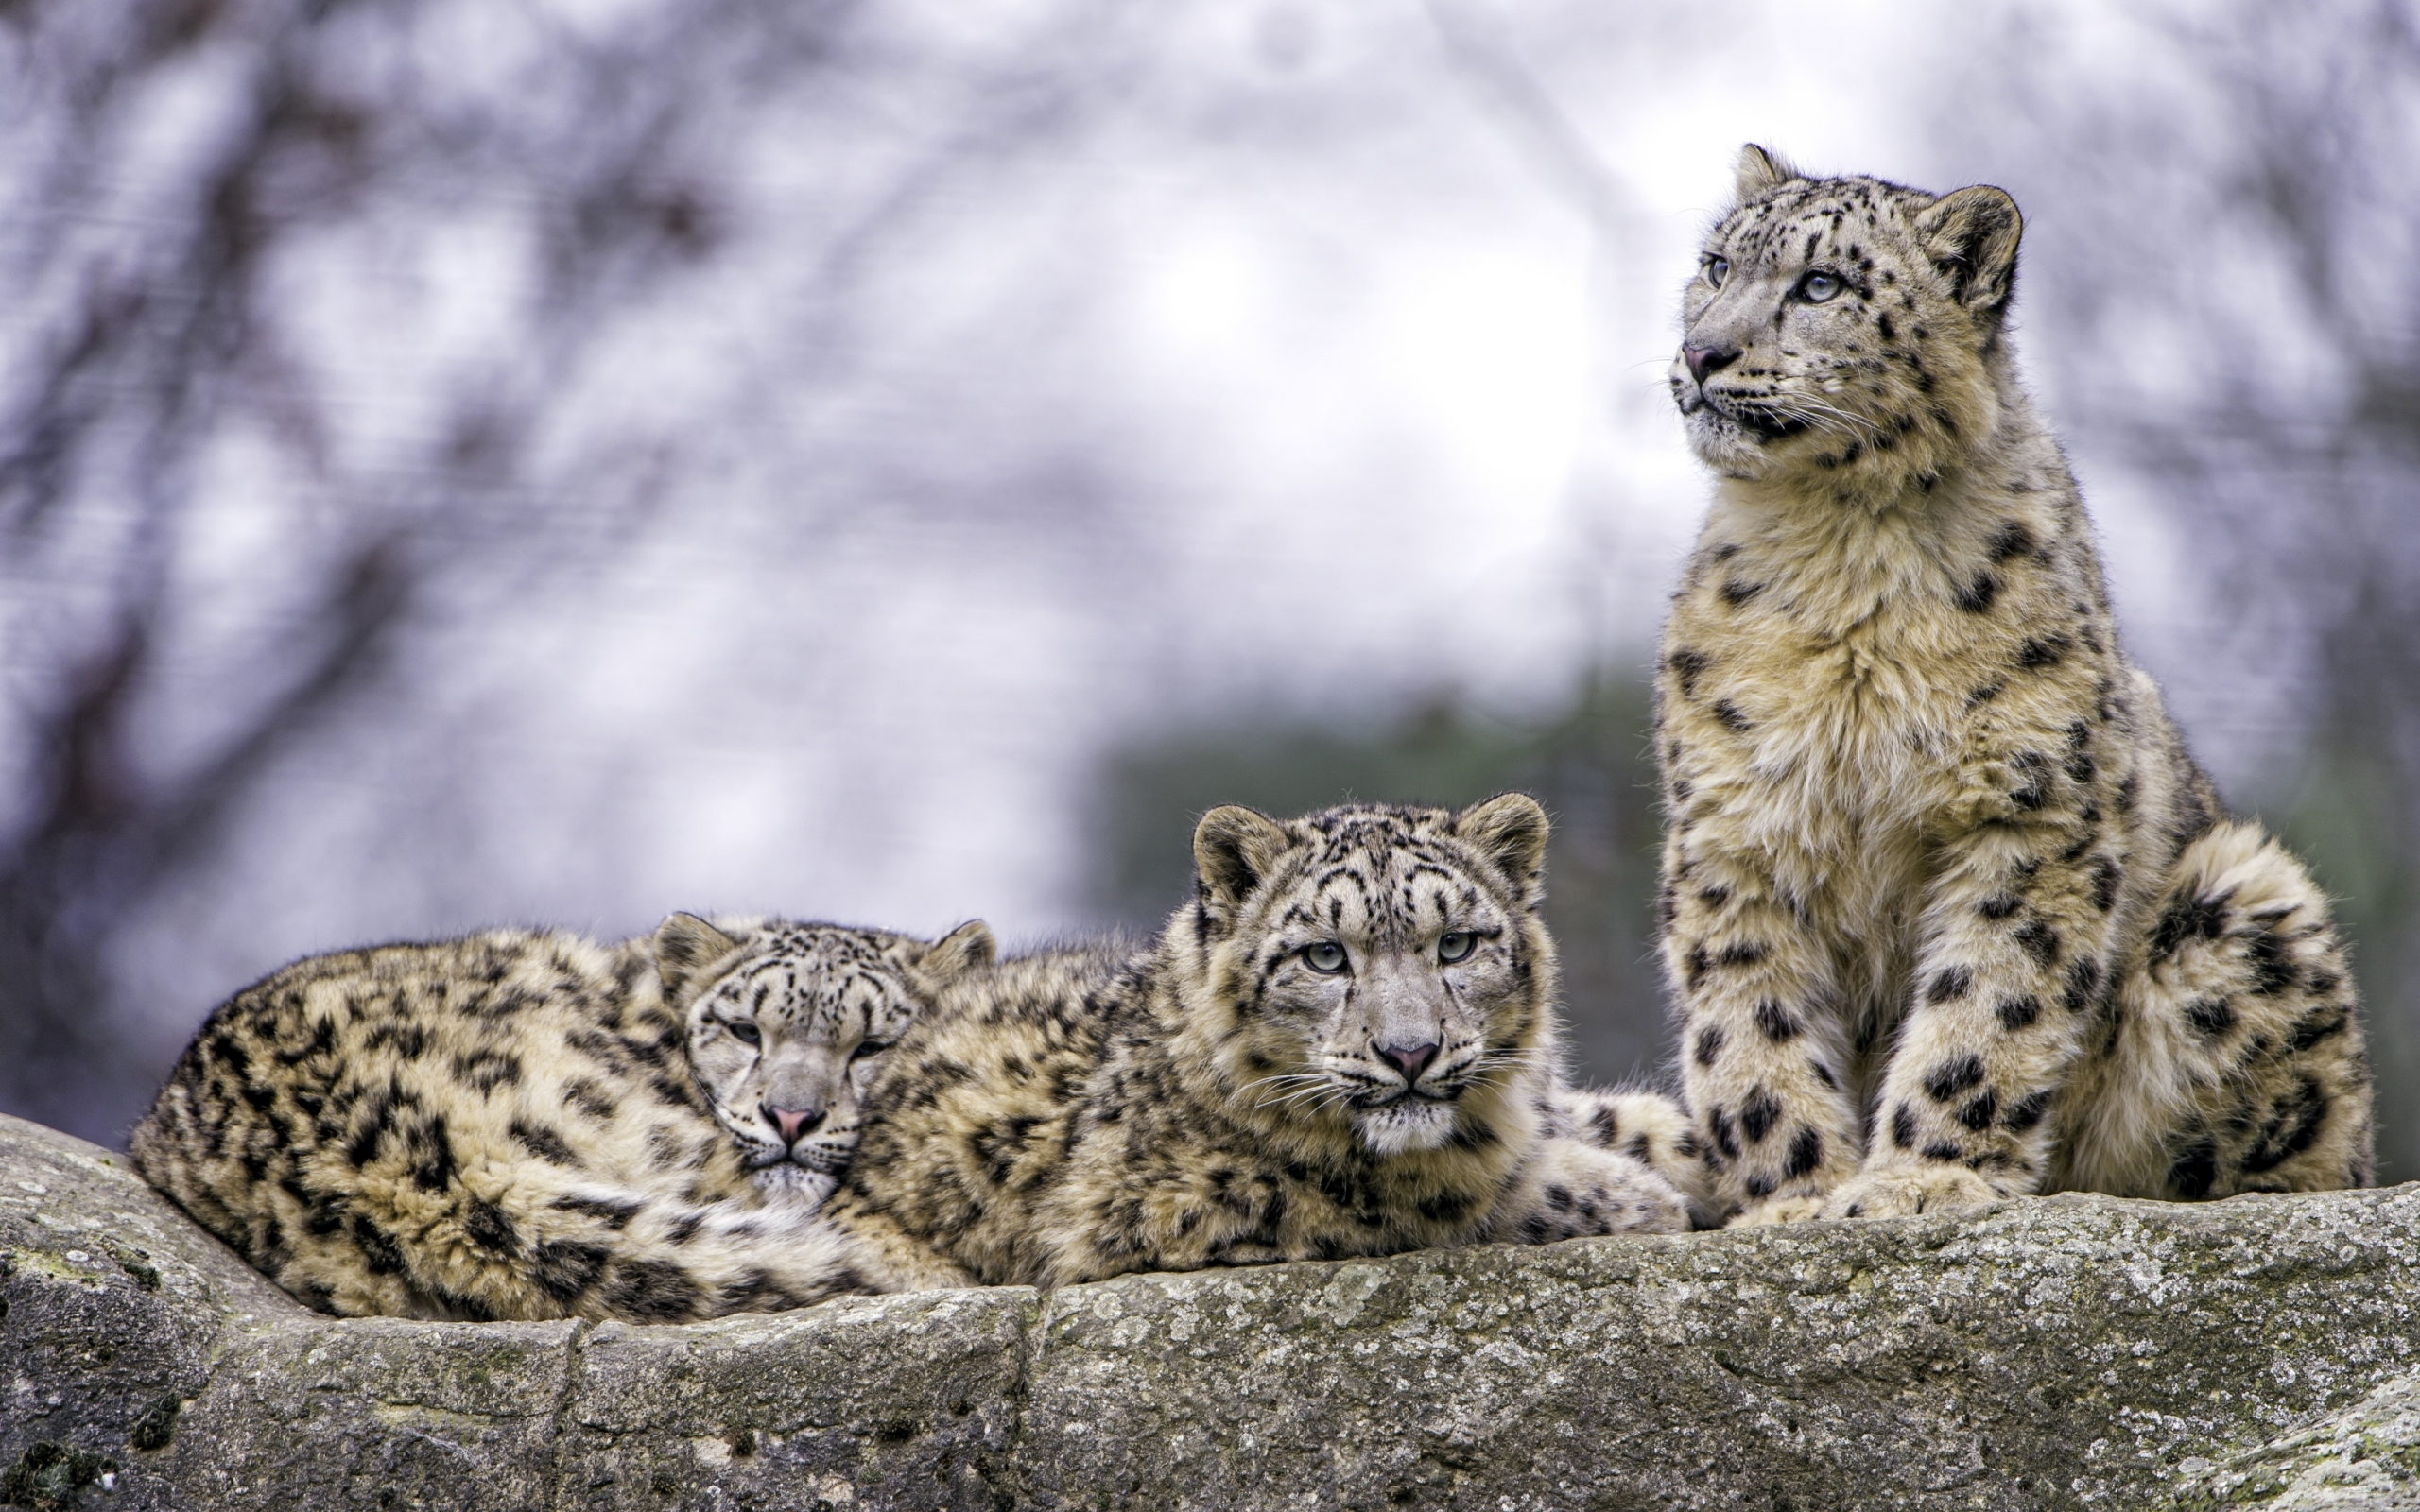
left=1, top=1441, right=117, bottom=1512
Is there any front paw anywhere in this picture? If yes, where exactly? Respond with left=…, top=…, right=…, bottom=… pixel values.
left=1818, top=1166, right=1997, bottom=1220
left=1725, top=1194, right=1827, bottom=1228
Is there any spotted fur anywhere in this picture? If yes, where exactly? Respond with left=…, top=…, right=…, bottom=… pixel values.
left=819, top=797, right=1691, bottom=1294
left=1656, top=146, right=2373, bottom=1225
left=1548, top=1084, right=1719, bottom=1228
left=129, top=915, right=991, bottom=1319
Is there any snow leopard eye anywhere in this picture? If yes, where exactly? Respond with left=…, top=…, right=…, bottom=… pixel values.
left=1438, top=931, right=1475, bottom=964
left=849, top=1038, right=889, bottom=1060
left=1304, top=941, right=1349, bottom=974
left=1704, top=256, right=1730, bottom=288
left=1798, top=270, right=1842, bottom=302
left=725, top=1021, right=761, bottom=1046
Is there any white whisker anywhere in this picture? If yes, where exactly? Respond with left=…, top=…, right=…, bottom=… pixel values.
left=1774, top=395, right=1885, bottom=444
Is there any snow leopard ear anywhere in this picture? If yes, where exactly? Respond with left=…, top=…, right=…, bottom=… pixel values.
left=917, top=919, right=996, bottom=985
left=654, top=913, right=745, bottom=1005
left=1736, top=143, right=1801, bottom=202
left=1451, top=792, right=1549, bottom=910
left=1915, top=184, right=2023, bottom=321
left=1193, top=805, right=1292, bottom=919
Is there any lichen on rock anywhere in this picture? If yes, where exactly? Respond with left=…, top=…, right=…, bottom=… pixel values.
left=8, top=1109, right=2420, bottom=1509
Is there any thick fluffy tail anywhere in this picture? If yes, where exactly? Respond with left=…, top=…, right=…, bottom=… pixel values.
left=1484, top=1134, right=1694, bottom=1244
left=1549, top=1083, right=1720, bottom=1228
left=517, top=1188, right=888, bottom=1322
left=2064, top=820, right=2375, bottom=1201
left=268, top=1175, right=893, bottom=1323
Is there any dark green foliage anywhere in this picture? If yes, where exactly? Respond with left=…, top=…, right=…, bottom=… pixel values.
left=2259, top=730, right=2418, bottom=1183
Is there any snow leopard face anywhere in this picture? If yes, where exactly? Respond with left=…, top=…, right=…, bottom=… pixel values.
left=1669, top=144, right=2022, bottom=502
left=660, top=914, right=994, bottom=1205
left=1188, top=795, right=1555, bottom=1160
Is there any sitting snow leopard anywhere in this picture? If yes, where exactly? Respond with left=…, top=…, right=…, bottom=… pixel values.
left=811, top=795, right=1691, bottom=1297
left=130, top=913, right=992, bottom=1320
left=1656, top=146, right=2372, bottom=1226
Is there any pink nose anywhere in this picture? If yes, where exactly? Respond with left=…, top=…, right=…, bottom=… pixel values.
left=1377, top=1041, right=1440, bottom=1085
left=1683, top=343, right=1739, bottom=385
left=764, top=1105, right=823, bottom=1144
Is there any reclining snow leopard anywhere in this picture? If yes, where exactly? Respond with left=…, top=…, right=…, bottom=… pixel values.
left=814, top=795, right=1694, bottom=1296
left=130, top=913, right=991, bottom=1320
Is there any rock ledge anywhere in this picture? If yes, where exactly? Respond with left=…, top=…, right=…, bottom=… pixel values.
left=7, top=1111, right=2420, bottom=1510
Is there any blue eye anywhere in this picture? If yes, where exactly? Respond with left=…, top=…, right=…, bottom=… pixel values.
left=725, top=1021, right=760, bottom=1046
left=1705, top=256, right=1730, bottom=288
left=1304, top=942, right=1348, bottom=974
left=1438, top=931, right=1475, bottom=964
left=1799, top=271, right=1842, bottom=302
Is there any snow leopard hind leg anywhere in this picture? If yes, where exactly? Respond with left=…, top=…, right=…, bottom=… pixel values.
left=2050, top=820, right=2374, bottom=1201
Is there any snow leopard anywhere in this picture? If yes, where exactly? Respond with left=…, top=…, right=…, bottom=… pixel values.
left=1550, top=1083, right=1716, bottom=1226
left=818, top=796, right=1693, bottom=1295
left=1656, top=145, right=2372, bottom=1225
left=129, top=913, right=993, bottom=1320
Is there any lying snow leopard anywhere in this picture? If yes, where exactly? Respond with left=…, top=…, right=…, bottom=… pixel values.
left=1657, top=145, right=2373, bottom=1225
left=130, top=913, right=992, bottom=1320
left=813, top=796, right=1692, bottom=1297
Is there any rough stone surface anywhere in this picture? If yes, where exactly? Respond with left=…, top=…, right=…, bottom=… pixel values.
left=2162, top=1373, right=2420, bottom=1510
left=9, top=1110, right=2420, bottom=1509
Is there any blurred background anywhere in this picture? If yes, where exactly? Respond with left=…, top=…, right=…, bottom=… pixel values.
left=5, top=0, right=2416, bottom=1177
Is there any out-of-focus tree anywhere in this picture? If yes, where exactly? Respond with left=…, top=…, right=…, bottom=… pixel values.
left=1938, top=0, right=2420, bottom=1175
left=0, top=0, right=1663, bottom=1153
left=0, top=0, right=1142, bottom=1143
